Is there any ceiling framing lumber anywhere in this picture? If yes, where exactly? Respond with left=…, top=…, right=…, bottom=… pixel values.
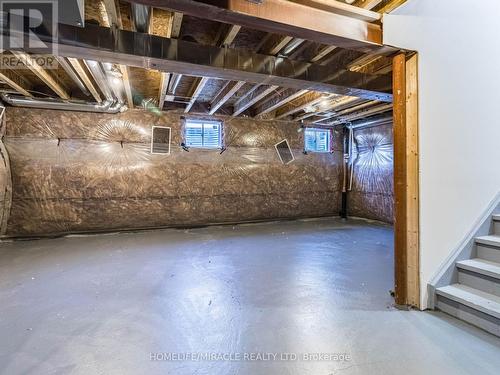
left=233, top=85, right=279, bottom=117
left=291, top=0, right=382, bottom=21
left=209, top=80, right=245, bottom=115
left=119, top=64, right=134, bottom=108
left=16, top=23, right=392, bottom=103
left=11, top=52, right=69, bottom=99
left=353, top=0, right=383, bottom=10
left=185, top=77, right=210, bottom=113
left=254, top=89, right=308, bottom=118
left=221, top=25, right=241, bottom=47
left=102, top=0, right=123, bottom=28
left=378, top=0, right=407, bottom=14
left=310, top=45, right=337, bottom=63
left=0, top=69, right=32, bottom=97
left=127, top=0, right=390, bottom=53
left=67, top=57, right=102, bottom=103
left=276, top=92, right=333, bottom=119
left=157, top=11, right=181, bottom=109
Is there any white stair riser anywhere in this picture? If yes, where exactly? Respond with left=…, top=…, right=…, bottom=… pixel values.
left=477, top=244, right=500, bottom=263
left=437, top=296, right=500, bottom=337
left=494, top=220, right=500, bottom=235
left=458, top=269, right=500, bottom=297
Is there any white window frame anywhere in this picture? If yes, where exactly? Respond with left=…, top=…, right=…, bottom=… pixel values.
left=184, top=118, right=223, bottom=149
left=304, top=127, right=331, bottom=153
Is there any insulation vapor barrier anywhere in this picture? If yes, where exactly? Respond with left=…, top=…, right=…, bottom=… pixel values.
left=1, top=108, right=344, bottom=237
left=348, top=123, right=394, bottom=223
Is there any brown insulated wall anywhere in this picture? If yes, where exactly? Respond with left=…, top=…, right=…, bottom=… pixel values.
left=3, top=108, right=343, bottom=237
left=348, top=123, right=394, bottom=223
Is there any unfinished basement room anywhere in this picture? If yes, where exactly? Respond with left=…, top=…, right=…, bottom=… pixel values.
left=0, top=0, right=499, bottom=374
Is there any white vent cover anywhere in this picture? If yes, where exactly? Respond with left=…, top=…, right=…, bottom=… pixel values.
left=275, top=139, right=294, bottom=165
left=151, top=126, right=171, bottom=154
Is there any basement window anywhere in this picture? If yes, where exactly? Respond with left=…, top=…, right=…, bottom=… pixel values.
left=184, top=119, right=223, bottom=149
left=304, top=128, right=331, bottom=153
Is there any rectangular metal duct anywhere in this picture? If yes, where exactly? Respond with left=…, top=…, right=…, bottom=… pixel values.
left=59, top=0, right=85, bottom=27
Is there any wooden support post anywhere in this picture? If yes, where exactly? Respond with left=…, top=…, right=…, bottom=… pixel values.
left=393, top=53, right=419, bottom=308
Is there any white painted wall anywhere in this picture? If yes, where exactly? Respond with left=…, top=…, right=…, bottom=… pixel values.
left=384, top=0, right=500, bottom=308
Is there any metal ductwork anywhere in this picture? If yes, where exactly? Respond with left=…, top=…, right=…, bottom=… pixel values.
left=349, top=115, right=393, bottom=130
left=0, top=94, right=127, bottom=113
left=131, top=3, right=152, bottom=33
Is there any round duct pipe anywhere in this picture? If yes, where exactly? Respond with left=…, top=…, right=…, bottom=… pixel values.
left=0, top=94, right=127, bottom=113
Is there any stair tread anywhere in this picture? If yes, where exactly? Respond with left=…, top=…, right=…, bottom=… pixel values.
left=457, top=258, right=500, bottom=279
left=436, top=284, right=500, bottom=319
left=475, top=235, right=500, bottom=246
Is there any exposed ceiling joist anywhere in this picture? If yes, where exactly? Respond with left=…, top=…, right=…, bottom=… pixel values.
left=221, top=25, right=241, bottom=47
left=330, top=102, right=393, bottom=124
left=185, top=77, right=210, bottom=113
left=157, top=11, right=181, bottom=109
left=127, top=0, right=391, bottom=53
left=0, top=69, right=32, bottom=97
left=353, top=0, right=383, bottom=10
left=378, top=0, right=407, bottom=13
left=102, top=0, right=123, bottom=28
left=233, top=85, right=279, bottom=117
left=12, top=52, right=69, bottom=99
left=254, top=89, right=308, bottom=118
left=209, top=80, right=245, bottom=115
left=67, top=58, right=102, bottom=103
left=291, top=0, right=382, bottom=21
left=158, top=72, right=171, bottom=110
left=310, top=45, right=337, bottom=63
left=119, top=64, right=134, bottom=108
left=171, top=12, right=183, bottom=38
left=276, top=92, right=332, bottom=119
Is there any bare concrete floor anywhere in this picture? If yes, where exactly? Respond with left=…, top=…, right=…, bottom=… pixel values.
left=0, top=218, right=499, bottom=375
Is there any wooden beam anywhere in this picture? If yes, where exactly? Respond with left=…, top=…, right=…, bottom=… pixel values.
left=378, top=0, right=407, bottom=14
left=119, top=64, right=134, bottom=109
left=292, top=0, right=382, bottom=21
left=209, top=80, right=245, bottom=115
left=0, top=69, right=32, bottom=97
left=171, top=12, right=183, bottom=38
left=353, top=0, right=383, bottom=10
left=310, top=45, right=337, bottom=63
left=102, top=0, right=123, bottom=28
left=158, top=72, right=171, bottom=110
left=185, top=77, right=210, bottom=113
left=275, top=92, right=331, bottom=119
left=221, top=25, right=241, bottom=47
left=233, top=85, right=278, bottom=117
left=67, top=58, right=102, bottom=103
left=129, top=0, right=387, bottom=53
left=12, top=52, right=69, bottom=99
left=331, top=102, right=392, bottom=124
left=406, top=54, right=420, bottom=307
left=393, top=52, right=419, bottom=308
left=254, top=89, right=308, bottom=118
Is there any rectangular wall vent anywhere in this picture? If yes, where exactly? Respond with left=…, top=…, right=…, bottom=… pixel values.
left=151, top=126, right=171, bottom=154
left=275, top=139, right=294, bottom=164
